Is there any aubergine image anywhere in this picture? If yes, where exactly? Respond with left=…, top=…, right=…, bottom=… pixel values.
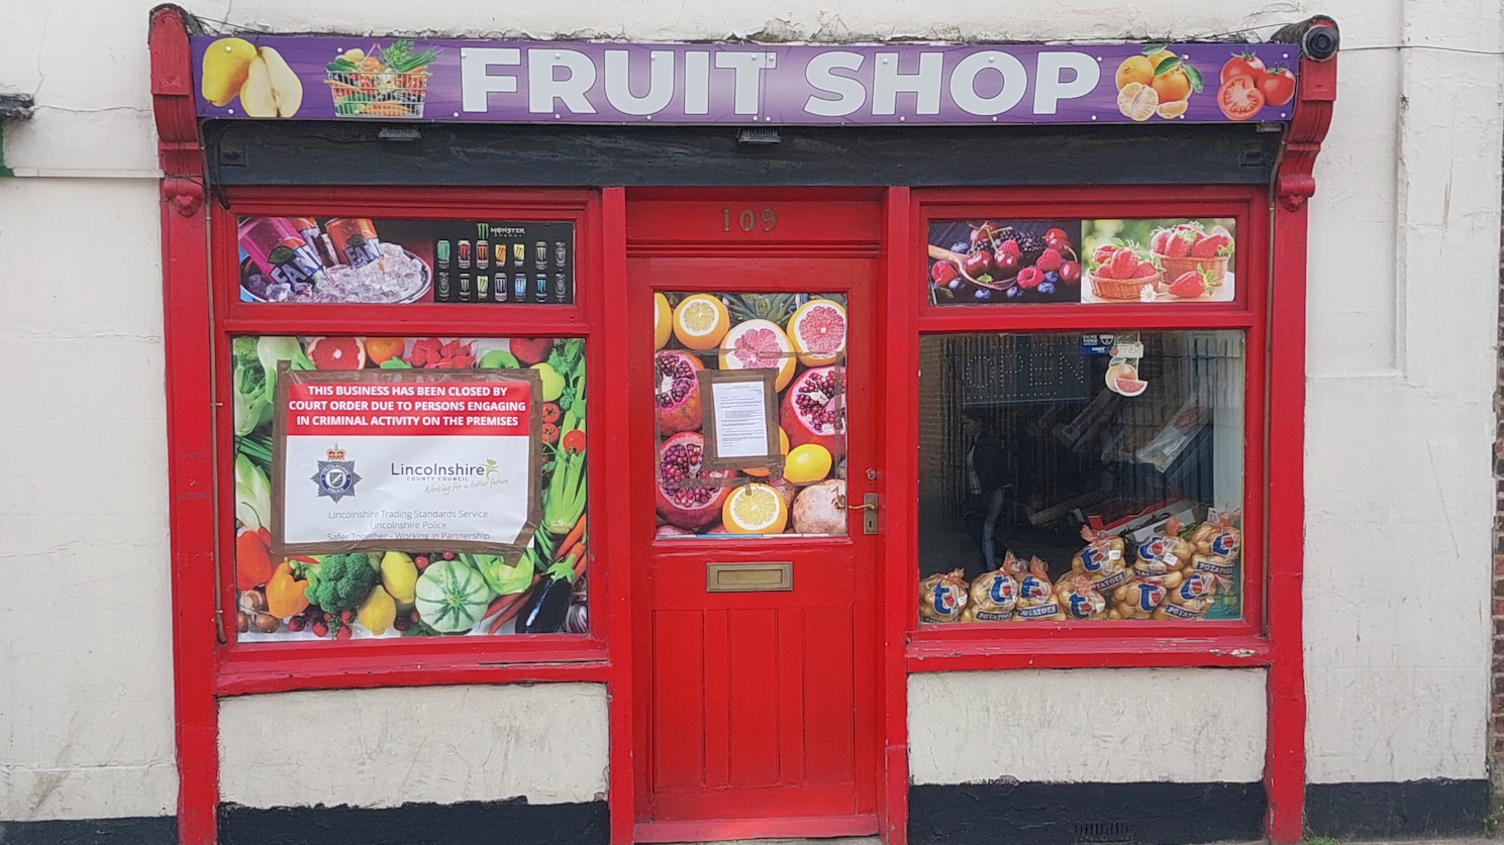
left=516, top=556, right=578, bottom=634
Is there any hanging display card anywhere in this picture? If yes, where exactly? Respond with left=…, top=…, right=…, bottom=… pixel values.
left=697, top=368, right=781, bottom=473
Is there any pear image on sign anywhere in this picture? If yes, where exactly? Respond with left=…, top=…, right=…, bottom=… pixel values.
left=201, top=37, right=303, bottom=117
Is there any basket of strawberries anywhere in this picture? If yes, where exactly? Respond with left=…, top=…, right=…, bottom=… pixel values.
left=1085, top=243, right=1162, bottom=300
left=1150, top=222, right=1234, bottom=287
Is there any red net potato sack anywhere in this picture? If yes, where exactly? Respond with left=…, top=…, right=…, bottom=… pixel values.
left=1154, top=571, right=1219, bottom=620
left=1015, top=556, right=1066, bottom=621
left=962, top=564, right=1019, bottom=623
left=1131, top=517, right=1195, bottom=576
left=1070, top=526, right=1129, bottom=593
left=920, top=569, right=969, bottom=623
left=1059, top=573, right=1107, bottom=620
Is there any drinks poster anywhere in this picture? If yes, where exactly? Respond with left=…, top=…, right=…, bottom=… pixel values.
left=237, top=215, right=576, bottom=305
left=926, top=218, right=1236, bottom=305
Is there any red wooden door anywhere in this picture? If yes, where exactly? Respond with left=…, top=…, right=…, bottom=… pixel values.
left=629, top=197, right=882, bottom=842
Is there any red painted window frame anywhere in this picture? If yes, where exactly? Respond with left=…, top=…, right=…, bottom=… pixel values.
left=208, top=186, right=615, bottom=695
left=902, top=185, right=1270, bottom=671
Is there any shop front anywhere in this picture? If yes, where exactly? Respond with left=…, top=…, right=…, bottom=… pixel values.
left=149, top=8, right=1336, bottom=844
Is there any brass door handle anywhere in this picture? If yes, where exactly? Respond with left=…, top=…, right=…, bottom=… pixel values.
left=849, top=493, right=879, bottom=534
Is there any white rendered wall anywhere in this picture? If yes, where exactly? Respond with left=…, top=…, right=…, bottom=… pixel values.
left=909, top=670, right=1267, bottom=784
left=218, top=684, right=609, bottom=808
left=1, top=0, right=1499, bottom=823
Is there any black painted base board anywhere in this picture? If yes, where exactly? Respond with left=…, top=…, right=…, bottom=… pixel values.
left=1305, top=779, right=1489, bottom=838
left=0, top=816, right=176, bottom=845
left=218, top=798, right=607, bottom=845
left=908, top=781, right=1264, bottom=845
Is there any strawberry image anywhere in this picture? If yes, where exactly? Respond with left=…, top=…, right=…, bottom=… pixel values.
left=1191, top=232, right=1231, bottom=257
left=1168, top=269, right=1213, bottom=298
left=1093, top=244, right=1118, bottom=264
left=1107, top=247, right=1141, bottom=279
left=1165, top=231, right=1195, bottom=258
left=1151, top=229, right=1174, bottom=255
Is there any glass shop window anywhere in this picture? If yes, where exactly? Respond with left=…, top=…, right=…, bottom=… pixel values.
left=917, top=330, right=1246, bottom=624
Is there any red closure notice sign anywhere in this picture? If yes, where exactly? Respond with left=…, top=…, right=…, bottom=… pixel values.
left=271, top=366, right=543, bottom=555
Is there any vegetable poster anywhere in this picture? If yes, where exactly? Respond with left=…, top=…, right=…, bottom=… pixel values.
left=272, top=367, right=543, bottom=556
left=232, top=336, right=589, bottom=641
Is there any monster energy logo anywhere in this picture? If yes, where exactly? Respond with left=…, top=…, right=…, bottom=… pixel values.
left=477, top=222, right=490, bottom=239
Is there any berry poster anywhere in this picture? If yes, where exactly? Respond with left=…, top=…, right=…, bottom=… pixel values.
left=237, top=216, right=575, bottom=305
left=232, top=336, right=590, bottom=640
left=927, top=218, right=1236, bottom=305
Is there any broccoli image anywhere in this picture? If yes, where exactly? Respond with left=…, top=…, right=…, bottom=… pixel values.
left=296, top=553, right=378, bottom=612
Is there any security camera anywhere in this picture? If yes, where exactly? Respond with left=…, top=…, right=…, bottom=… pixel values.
left=1271, top=16, right=1340, bottom=62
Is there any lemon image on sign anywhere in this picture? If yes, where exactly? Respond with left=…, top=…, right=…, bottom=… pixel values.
left=723, top=483, right=789, bottom=534
left=783, top=444, right=832, bottom=484
left=1117, top=82, right=1159, bottom=121
left=672, top=294, right=730, bottom=350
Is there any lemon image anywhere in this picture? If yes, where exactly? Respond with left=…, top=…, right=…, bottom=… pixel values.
left=654, top=292, right=672, bottom=350
left=783, top=443, right=833, bottom=484
left=723, top=483, right=789, bottom=534
left=1117, top=82, right=1159, bottom=121
left=672, top=294, right=730, bottom=350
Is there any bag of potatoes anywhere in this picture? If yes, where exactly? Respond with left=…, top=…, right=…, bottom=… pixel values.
left=1015, top=556, right=1066, bottom=621
left=1132, top=517, right=1194, bottom=575
left=919, top=569, right=969, bottom=623
left=1107, top=568, right=1177, bottom=620
left=1059, top=573, right=1107, bottom=620
left=1071, top=525, right=1129, bottom=592
left=1153, top=571, right=1219, bottom=620
left=962, top=562, right=1019, bottom=623
left=1190, top=510, right=1242, bottom=560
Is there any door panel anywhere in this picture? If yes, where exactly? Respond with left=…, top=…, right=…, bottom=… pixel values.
left=632, top=231, right=880, bottom=833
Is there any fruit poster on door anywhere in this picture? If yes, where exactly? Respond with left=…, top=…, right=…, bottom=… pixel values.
left=654, top=293, right=850, bottom=538
left=237, top=216, right=575, bottom=305
left=232, top=336, right=590, bottom=640
left=927, top=218, right=1235, bottom=305
left=272, top=367, right=542, bottom=556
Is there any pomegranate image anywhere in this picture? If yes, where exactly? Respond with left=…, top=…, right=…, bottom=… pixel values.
left=792, top=479, right=846, bottom=535
left=655, top=432, right=735, bottom=530
left=782, top=366, right=845, bottom=453
left=655, top=350, right=703, bottom=434
left=655, top=524, right=692, bottom=537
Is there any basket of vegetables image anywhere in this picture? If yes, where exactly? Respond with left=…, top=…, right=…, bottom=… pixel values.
left=326, top=40, right=439, bottom=118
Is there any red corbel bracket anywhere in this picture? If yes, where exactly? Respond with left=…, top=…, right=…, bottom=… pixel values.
left=1276, top=26, right=1338, bottom=211
left=150, top=4, right=204, bottom=216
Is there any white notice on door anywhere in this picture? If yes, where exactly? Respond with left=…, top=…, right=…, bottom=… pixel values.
left=712, top=379, right=771, bottom=458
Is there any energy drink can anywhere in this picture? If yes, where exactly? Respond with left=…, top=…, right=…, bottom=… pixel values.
left=459, top=273, right=472, bottom=302
left=513, top=273, right=527, bottom=301
left=435, top=240, right=451, bottom=270
left=553, top=272, right=567, bottom=301
left=493, top=242, right=505, bottom=268
left=534, top=241, right=547, bottom=270
left=495, top=271, right=509, bottom=303
left=436, top=271, right=451, bottom=301
left=534, top=273, right=548, bottom=303
left=476, top=239, right=489, bottom=269
left=458, top=240, right=471, bottom=270
left=238, top=217, right=327, bottom=288
left=477, top=274, right=490, bottom=301
left=512, top=242, right=526, bottom=269
left=325, top=218, right=382, bottom=267
left=554, top=241, right=567, bottom=268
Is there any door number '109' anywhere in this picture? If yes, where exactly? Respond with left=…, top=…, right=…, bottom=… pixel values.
left=723, top=208, right=777, bottom=232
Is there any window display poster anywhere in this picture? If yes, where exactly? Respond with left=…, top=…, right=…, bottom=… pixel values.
left=232, top=336, right=589, bottom=640
left=927, top=218, right=1236, bottom=305
left=238, top=216, right=576, bottom=306
left=653, top=292, right=849, bottom=537
left=273, top=368, right=541, bottom=555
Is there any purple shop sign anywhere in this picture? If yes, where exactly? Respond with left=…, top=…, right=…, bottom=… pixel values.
left=193, top=35, right=1299, bottom=125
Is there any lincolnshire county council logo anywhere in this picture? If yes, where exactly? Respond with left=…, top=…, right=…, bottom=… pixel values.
left=312, top=445, right=361, bottom=503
